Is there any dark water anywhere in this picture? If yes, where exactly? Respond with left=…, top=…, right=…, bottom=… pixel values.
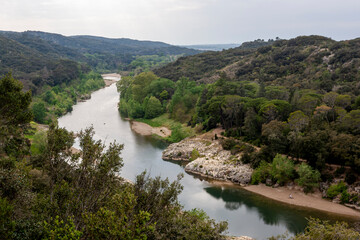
left=58, top=83, right=355, bottom=239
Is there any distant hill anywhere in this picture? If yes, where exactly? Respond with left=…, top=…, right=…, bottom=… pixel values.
left=154, top=39, right=274, bottom=83
left=154, top=36, right=360, bottom=94
left=182, top=44, right=240, bottom=51
left=0, top=30, right=200, bottom=91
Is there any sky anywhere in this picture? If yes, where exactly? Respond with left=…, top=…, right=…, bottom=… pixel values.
left=1, top=0, right=360, bottom=45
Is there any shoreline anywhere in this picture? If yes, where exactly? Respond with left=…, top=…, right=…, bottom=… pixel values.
left=186, top=167, right=360, bottom=219
left=130, top=120, right=171, bottom=138
left=244, top=184, right=360, bottom=219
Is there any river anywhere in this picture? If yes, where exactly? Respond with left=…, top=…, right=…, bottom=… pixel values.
left=58, top=78, right=352, bottom=239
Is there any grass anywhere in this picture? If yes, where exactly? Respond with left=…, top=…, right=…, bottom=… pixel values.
left=136, top=114, right=196, bottom=143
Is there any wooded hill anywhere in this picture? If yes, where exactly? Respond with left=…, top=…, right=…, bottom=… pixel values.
left=119, top=35, right=360, bottom=182
left=0, top=30, right=199, bottom=92
left=155, top=36, right=360, bottom=95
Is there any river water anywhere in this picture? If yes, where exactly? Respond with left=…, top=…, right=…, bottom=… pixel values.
left=58, top=80, right=351, bottom=239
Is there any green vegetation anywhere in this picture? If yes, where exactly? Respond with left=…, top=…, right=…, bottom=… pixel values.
left=0, top=31, right=199, bottom=93
left=129, top=55, right=180, bottom=74
left=190, top=149, right=201, bottom=161
left=0, top=75, right=227, bottom=239
left=31, top=71, right=105, bottom=123
left=295, top=163, right=321, bottom=193
left=135, top=114, right=196, bottom=143
left=251, top=155, right=321, bottom=193
left=326, top=181, right=347, bottom=199
left=293, top=218, right=360, bottom=240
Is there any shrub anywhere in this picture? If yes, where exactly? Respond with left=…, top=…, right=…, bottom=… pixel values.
left=251, top=161, right=271, bottom=184
left=221, top=138, right=237, bottom=150
left=294, top=218, right=360, bottom=240
left=340, top=190, right=350, bottom=204
left=270, top=154, right=295, bottom=185
left=190, top=149, right=200, bottom=161
left=326, top=181, right=347, bottom=199
left=295, top=163, right=321, bottom=193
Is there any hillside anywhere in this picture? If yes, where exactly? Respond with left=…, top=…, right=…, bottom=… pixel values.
left=118, top=35, right=360, bottom=201
left=154, top=39, right=275, bottom=83
left=154, top=36, right=360, bottom=94
left=0, top=30, right=200, bottom=92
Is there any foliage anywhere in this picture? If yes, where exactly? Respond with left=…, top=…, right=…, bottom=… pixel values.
left=295, top=163, right=321, bottom=193
left=0, top=73, right=32, bottom=158
left=31, top=71, right=105, bottom=123
left=190, top=149, right=200, bottom=161
left=145, top=96, right=163, bottom=119
left=43, top=216, right=82, bottom=240
left=326, top=181, right=347, bottom=199
left=0, top=197, right=16, bottom=239
left=251, top=161, right=271, bottom=184
left=293, top=218, right=360, bottom=240
left=270, top=154, right=295, bottom=185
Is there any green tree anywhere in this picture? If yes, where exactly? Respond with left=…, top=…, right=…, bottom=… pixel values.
left=0, top=73, right=32, bottom=157
left=145, top=96, right=163, bottom=119
left=0, top=197, right=15, bottom=239
left=32, top=102, right=47, bottom=123
left=270, top=154, right=295, bottom=185
left=43, top=216, right=82, bottom=240
left=294, top=218, right=360, bottom=240
left=288, top=110, right=309, bottom=132
left=295, top=163, right=321, bottom=193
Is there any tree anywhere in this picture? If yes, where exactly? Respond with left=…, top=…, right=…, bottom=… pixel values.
left=270, top=154, right=295, bottom=185
left=295, top=163, right=321, bottom=193
left=0, top=74, right=32, bottom=157
left=288, top=110, right=309, bottom=132
left=32, top=102, right=47, bottom=123
left=294, top=218, right=360, bottom=240
left=261, top=120, right=288, bottom=154
left=145, top=96, right=163, bottom=119
left=323, top=92, right=338, bottom=108
left=335, top=94, right=351, bottom=109
left=0, top=197, right=15, bottom=239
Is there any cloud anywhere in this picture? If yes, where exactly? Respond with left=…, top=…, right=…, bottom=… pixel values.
left=0, top=0, right=359, bottom=44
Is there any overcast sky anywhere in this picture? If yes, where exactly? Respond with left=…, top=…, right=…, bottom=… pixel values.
left=1, top=0, right=360, bottom=45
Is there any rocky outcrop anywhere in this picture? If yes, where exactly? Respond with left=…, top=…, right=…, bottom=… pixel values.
left=162, top=137, right=253, bottom=185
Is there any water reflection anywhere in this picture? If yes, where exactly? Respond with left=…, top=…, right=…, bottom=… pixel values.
left=205, top=186, right=312, bottom=235
left=59, top=83, right=358, bottom=239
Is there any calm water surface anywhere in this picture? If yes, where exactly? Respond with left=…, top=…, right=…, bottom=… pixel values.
left=58, top=82, right=353, bottom=239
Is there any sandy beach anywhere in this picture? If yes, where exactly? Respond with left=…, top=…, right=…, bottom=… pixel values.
left=130, top=121, right=171, bottom=138
left=244, top=184, right=360, bottom=218
left=102, top=73, right=121, bottom=87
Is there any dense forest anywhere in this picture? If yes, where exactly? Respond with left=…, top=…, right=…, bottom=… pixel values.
left=118, top=35, right=360, bottom=205
left=2, top=33, right=360, bottom=238
left=0, top=74, right=230, bottom=239
left=0, top=31, right=199, bottom=93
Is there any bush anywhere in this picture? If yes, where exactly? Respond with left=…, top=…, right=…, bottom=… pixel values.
left=190, top=149, right=200, bottom=161
left=221, top=138, right=237, bottom=150
left=270, top=154, right=295, bottom=185
left=251, top=161, right=271, bottom=184
left=326, top=181, right=347, bottom=199
left=340, top=190, right=350, bottom=203
left=295, top=163, right=321, bottom=193
left=294, top=218, right=360, bottom=240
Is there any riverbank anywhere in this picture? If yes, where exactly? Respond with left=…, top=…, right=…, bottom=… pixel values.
left=162, top=129, right=253, bottom=185
left=161, top=129, right=360, bottom=218
left=130, top=120, right=172, bottom=138
left=102, top=73, right=121, bottom=87
left=244, top=184, right=360, bottom=218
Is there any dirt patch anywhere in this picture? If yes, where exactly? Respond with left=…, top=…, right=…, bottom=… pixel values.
left=104, top=79, right=116, bottom=87
left=244, top=184, right=360, bottom=218
left=130, top=121, right=171, bottom=138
